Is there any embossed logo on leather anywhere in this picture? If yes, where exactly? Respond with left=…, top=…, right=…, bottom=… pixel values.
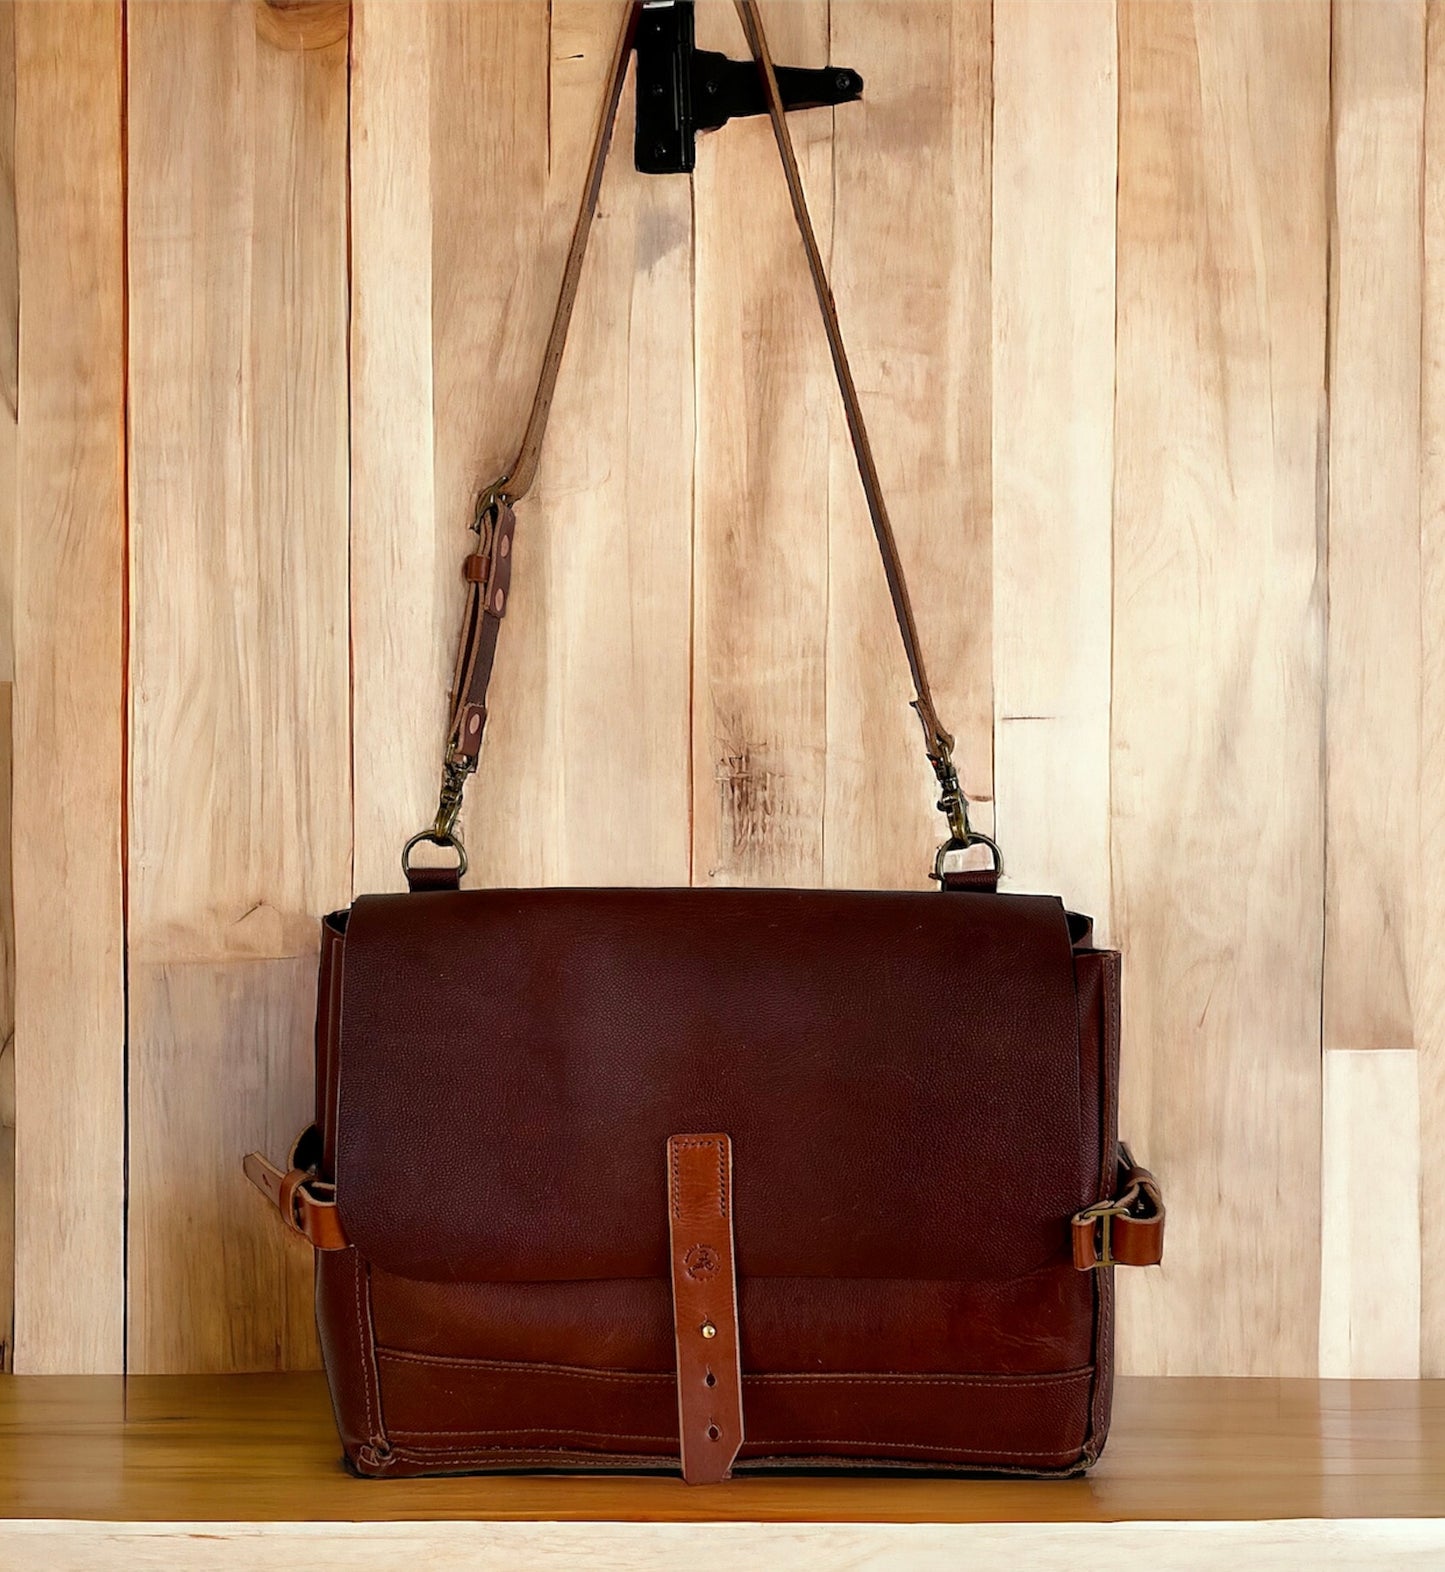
left=684, top=1243, right=720, bottom=1280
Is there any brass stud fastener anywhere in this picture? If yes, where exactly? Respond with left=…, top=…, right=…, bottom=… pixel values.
left=700, top=1320, right=717, bottom=1339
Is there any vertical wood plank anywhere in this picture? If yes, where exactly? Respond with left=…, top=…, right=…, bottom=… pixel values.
left=991, top=0, right=1116, bottom=927
left=1325, top=0, right=1425, bottom=1054
left=0, top=0, right=15, bottom=682
left=692, top=0, right=830, bottom=888
left=127, top=0, right=350, bottom=1371
left=11, top=0, right=126, bottom=1372
left=351, top=0, right=548, bottom=895
left=825, top=0, right=992, bottom=889
left=1319, top=1049, right=1421, bottom=1377
left=349, top=0, right=441, bottom=896
left=1112, top=0, right=1329, bottom=1374
left=354, top=3, right=691, bottom=899
left=1420, top=0, right=1445, bottom=1378
left=466, top=1, right=693, bottom=888
left=0, top=0, right=17, bottom=1370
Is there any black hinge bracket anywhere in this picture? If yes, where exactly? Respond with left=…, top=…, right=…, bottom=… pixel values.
left=634, top=0, right=863, bottom=175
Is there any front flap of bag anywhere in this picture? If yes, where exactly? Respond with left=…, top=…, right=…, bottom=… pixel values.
left=334, top=887, right=1086, bottom=1285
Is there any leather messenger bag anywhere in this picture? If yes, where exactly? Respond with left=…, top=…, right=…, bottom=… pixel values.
left=246, top=0, right=1164, bottom=1482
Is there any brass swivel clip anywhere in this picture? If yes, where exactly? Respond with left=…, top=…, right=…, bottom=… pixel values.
left=929, top=745, right=1002, bottom=883
left=402, top=751, right=472, bottom=882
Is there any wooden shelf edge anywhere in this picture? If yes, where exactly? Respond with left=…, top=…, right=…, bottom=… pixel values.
left=0, top=1373, right=1441, bottom=1545
left=1, top=1517, right=1444, bottom=1572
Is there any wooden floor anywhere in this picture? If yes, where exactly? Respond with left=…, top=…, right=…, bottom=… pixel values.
left=0, top=1375, right=1441, bottom=1569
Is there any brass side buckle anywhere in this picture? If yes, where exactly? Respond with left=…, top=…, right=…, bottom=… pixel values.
left=1072, top=1198, right=1129, bottom=1270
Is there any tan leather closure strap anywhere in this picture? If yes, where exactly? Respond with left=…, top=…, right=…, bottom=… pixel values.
left=243, top=1126, right=349, bottom=1252
left=1071, top=1143, right=1165, bottom=1270
left=420, top=0, right=982, bottom=882
left=666, top=1133, right=745, bottom=1483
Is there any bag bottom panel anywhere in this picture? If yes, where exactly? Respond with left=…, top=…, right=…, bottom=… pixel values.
left=361, top=1345, right=1093, bottom=1476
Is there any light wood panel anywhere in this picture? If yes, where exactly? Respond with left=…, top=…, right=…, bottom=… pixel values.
left=691, top=0, right=830, bottom=887
left=348, top=0, right=443, bottom=895
left=1320, top=1049, right=1422, bottom=1377
left=1112, top=0, right=1329, bottom=1374
left=1421, top=0, right=1445, bottom=1380
left=352, top=3, right=691, bottom=897
left=991, top=0, right=1116, bottom=928
left=823, top=0, right=992, bottom=887
left=0, top=2, right=16, bottom=1373
left=467, top=2, right=693, bottom=888
left=11, top=0, right=126, bottom=1374
left=126, top=0, right=350, bottom=1370
left=6, top=1523, right=1445, bottom=1572
left=5, top=0, right=1445, bottom=1380
left=1325, top=0, right=1425, bottom=1054
left=361, top=0, right=549, bottom=891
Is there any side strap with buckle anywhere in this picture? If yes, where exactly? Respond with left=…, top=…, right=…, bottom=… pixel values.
left=243, top=1125, right=349, bottom=1251
left=1071, top=1143, right=1165, bottom=1270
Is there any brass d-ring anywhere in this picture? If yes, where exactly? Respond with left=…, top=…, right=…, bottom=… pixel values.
left=402, top=828, right=469, bottom=883
left=931, top=832, right=1003, bottom=884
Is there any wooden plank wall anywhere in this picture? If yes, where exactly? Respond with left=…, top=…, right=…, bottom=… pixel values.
left=0, top=0, right=1440, bottom=1378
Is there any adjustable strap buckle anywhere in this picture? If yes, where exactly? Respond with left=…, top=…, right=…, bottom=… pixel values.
left=1071, top=1198, right=1131, bottom=1269
left=1071, top=1143, right=1165, bottom=1270
left=242, top=1125, right=349, bottom=1251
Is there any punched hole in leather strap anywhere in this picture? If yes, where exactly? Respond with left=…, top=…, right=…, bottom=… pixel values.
left=666, top=1133, right=744, bottom=1484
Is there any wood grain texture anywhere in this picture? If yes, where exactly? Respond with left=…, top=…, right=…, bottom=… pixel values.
left=0, top=1374, right=1443, bottom=1525
left=5, top=0, right=1445, bottom=1382
left=1325, top=0, right=1425, bottom=1053
left=991, top=0, right=1116, bottom=927
left=823, top=0, right=992, bottom=887
left=0, top=0, right=14, bottom=686
left=1320, top=1049, right=1421, bottom=1377
left=11, top=0, right=126, bottom=1374
left=0, top=2, right=16, bottom=1372
left=1112, top=0, right=1329, bottom=1374
left=4, top=1523, right=1445, bottom=1572
left=352, top=2, right=689, bottom=898
left=348, top=0, right=443, bottom=895
left=467, top=2, right=693, bottom=888
left=691, top=0, right=830, bottom=887
left=363, top=0, right=549, bottom=892
left=126, top=0, right=350, bottom=1370
left=1419, top=0, right=1445, bottom=1379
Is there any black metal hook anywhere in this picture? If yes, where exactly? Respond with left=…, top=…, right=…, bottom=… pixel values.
left=634, top=0, right=863, bottom=176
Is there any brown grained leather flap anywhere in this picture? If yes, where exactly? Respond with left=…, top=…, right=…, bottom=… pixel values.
left=333, top=888, right=1087, bottom=1285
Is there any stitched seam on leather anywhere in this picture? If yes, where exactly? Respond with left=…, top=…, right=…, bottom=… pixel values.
left=670, top=1135, right=727, bottom=1220
left=373, top=1348, right=1090, bottom=1388
left=746, top=1370, right=1091, bottom=1388
left=389, top=1427, right=674, bottom=1443
left=385, top=1447, right=669, bottom=1467
left=1090, top=952, right=1121, bottom=1452
left=386, top=1437, right=1083, bottom=1463
left=351, top=1251, right=375, bottom=1442
left=756, top=1439, right=1088, bottom=1458
left=376, top=1348, right=672, bottom=1381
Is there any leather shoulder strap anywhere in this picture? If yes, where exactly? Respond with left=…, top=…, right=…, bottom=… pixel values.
left=409, top=0, right=990, bottom=887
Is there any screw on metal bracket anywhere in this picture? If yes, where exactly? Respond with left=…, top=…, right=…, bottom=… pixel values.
left=634, top=0, right=864, bottom=176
